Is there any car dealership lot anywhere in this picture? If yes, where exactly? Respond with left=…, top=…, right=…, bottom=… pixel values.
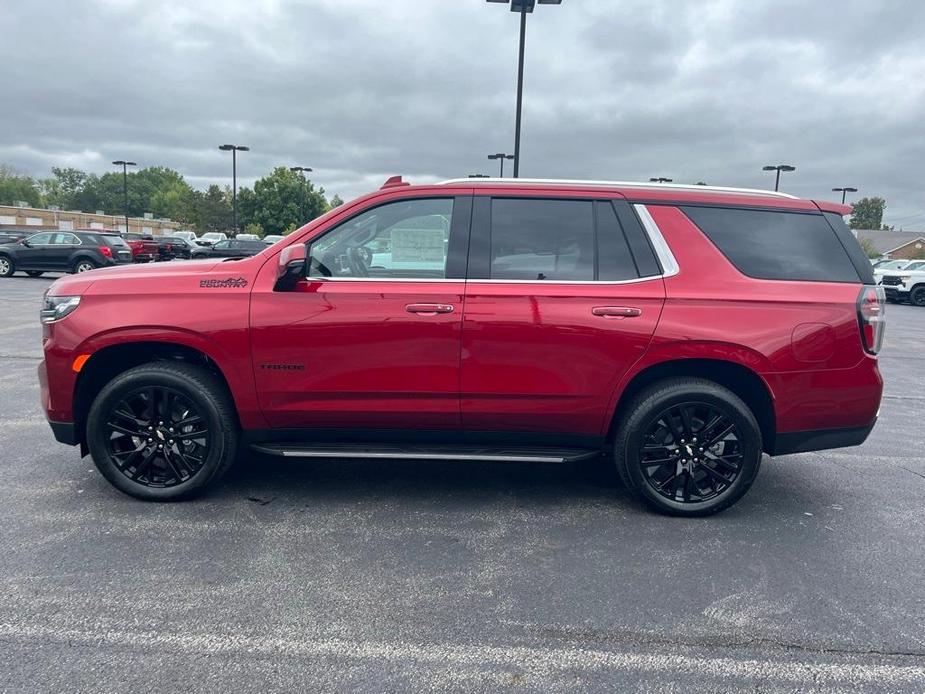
left=1, top=276, right=923, bottom=692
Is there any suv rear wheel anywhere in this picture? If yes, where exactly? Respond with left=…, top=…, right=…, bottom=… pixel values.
left=86, top=362, right=239, bottom=501
left=73, top=259, right=97, bottom=274
left=614, top=378, right=762, bottom=516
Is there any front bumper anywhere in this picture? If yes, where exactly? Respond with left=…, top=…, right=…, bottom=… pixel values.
left=48, top=420, right=79, bottom=445
left=882, top=286, right=909, bottom=301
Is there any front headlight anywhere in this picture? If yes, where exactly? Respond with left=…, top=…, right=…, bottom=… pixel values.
left=41, top=295, right=81, bottom=323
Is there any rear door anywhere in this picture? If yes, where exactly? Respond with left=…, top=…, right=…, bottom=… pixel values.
left=461, top=195, right=666, bottom=438
left=48, top=232, right=81, bottom=269
left=250, top=194, right=471, bottom=430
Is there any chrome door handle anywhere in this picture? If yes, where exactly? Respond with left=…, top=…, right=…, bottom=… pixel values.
left=405, top=303, right=455, bottom=315
left=592, top=306, right=642, bottom=318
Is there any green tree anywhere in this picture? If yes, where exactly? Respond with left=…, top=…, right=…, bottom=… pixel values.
left=858, top=237, right=879, bottom=258
left=244, top=222, right=264, bottom=238
left=849, top=197, right=886, bottom=230
left=0, top=165, right=42, bottom=207
left=185, top=185, right=233, bottom=233
left=238, top=167, right=327, bottom=235
left=329, top=193, right=344, bottom=208
left=40, top=167, right=88, bottom=209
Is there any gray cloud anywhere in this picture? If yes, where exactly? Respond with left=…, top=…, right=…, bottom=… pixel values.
left=1, top=0, right=923, bottom=226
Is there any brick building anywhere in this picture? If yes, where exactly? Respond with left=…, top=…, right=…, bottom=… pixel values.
left=0, top=203, right=185, bottom=236
left=853, top=229, right=925, bottom=260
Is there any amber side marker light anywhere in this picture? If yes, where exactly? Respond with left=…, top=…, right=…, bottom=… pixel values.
left=72, top=354, right=91, bottom=372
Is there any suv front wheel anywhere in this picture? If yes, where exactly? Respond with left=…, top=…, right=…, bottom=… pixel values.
left=86, top=362, right=239, bottom=500
left=614, top=378, right=762, bottom=516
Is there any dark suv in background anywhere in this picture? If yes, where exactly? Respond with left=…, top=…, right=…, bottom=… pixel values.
left=0, top=230, right=133, bottom=277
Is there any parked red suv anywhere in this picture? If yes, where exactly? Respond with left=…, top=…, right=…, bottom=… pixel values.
left=38, top=178, right=884, bottom=515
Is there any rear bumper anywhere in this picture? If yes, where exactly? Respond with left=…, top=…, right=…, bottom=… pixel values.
left=882, top=286, right=908, bottom=300
left=770, top=419, right=876, bottom=456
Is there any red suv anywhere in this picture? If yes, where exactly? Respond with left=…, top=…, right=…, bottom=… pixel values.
left=38, top=178, right=884, bottom=515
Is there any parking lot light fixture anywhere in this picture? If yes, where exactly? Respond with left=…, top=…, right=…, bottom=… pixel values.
left=832, top=186, right=859, bottom=204
left=762, top=164, right=796, bottom=192
left=289, top=166, right=313, bottom=222
left=486, top=0, right=563, bottom=178
left=111, top=160, right=137, bottom=234
left=219, top=145, right=249, bottom=233
left=487, top=153, right=515, bottom=177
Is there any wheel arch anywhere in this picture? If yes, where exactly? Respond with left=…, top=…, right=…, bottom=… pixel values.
left=608, top=358, right=777, bottom=454
left=72, top=340, right=238, bottom=449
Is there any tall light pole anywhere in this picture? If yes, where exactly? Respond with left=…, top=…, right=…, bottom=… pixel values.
left=111, top=160, right=136, bottom=233
left=649, top=177, right=673, bottom=183
left=762, top=164, right=796, bottom=192
left=289, top=166, right=313, bottom=222
left=487, top=0, right=563, bottom=178
left=219, top=144, right=249, bottom=233
left=487, top=152, right=515, bottom=177
left=832, top=186, right=858, bottom=204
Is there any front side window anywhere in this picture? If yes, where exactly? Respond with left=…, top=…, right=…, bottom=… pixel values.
left=489, top=199, right=594, bottom=281
left=310, top=198, right=453, bottom=279
left=26, top=232, right=53, bottom=245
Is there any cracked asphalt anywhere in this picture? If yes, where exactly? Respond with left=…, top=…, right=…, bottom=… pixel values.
left=1, top=275, right=924, bottom=692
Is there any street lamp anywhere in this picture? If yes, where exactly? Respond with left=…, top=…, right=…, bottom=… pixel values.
left=111, top=160, right=137, bottom=233
left=289, top=166, right=313, bottom=222
left=219, top=144, right=249, bottom=233
left=832, top=186, right=858, bottom=204
left=649, top=177, right=673, bottom=183
left=486, top=0, right=563, bottom=178
left=762, top=164, right=796, bottom=192
left=487, top=152, right=515, bottom=177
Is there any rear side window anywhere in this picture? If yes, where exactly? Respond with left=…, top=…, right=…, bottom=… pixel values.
left=490, top=199, right=594, bottom=281
left=681, top=206, right=861, bottom=282
left=102, top=235, right=128, bottom=248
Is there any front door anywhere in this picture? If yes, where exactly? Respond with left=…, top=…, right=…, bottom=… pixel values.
left=250, top=195, right=471, bottom=430
left=461, top=196, right=666, bottom=438
left=17, top=232, right=55, bottom=269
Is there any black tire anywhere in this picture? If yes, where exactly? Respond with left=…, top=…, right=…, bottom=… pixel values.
left=613, top=378, right=762, bottom=516
left=0, top=255, right=14, bottom=277
left=911, top=286, right=925, bottom=307
left=86, top=362, right=239, bottom=501
left=25, top=270, right=44, bottom=278
left=72, top=259, right=97, bottom=274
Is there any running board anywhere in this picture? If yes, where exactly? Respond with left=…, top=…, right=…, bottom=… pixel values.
left=250, top=443, right=600, bottom=464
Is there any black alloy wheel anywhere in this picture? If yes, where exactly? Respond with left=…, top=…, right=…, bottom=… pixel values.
left=103, top=386, right=210, bottom=488
left=614, top=378, right=762, bottom=516
left=87, top=362, right=238, bottom=500
left=638, top=402, right=743, bottom=504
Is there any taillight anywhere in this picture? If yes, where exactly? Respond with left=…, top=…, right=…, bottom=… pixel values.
left=99, top=245, right=112, bottom=258
left=857, top=285, right=886, bottom=355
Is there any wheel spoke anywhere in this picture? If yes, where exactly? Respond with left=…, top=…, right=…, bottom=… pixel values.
left=641, top=456, right=674, bottom=468
left=679, top=405, right=695, bottom=438
left=107, top=421, right=144, bottom=438
left=706, top=422, right=736, bottom=448
left=699, top=462, right=734, bottom=487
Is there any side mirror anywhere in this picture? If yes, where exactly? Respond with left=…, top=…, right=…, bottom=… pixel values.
left=275, top=244, right=307, bottom=291
left=21, top=240, right=32, bottom=248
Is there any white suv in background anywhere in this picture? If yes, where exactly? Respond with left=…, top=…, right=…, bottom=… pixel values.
left=879, top=260, right=925, bottom=305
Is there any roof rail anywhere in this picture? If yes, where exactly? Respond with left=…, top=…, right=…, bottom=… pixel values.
left=436, top=177, right=799, bottom=199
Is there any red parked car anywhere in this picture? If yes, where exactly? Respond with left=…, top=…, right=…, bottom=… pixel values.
left=120, top=232, right=160, bottom=263
left=38, top=177, right=884, bottom=515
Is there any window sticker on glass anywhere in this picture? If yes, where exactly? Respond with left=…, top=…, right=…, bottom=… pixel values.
left=391, top=228, right=446, bottom=264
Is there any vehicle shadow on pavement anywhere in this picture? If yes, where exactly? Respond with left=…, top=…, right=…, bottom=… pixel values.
left=215, top=452, right=638, bottom=507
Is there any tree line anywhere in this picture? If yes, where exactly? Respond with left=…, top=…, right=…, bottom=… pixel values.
left=0, top=164, right=344, bottom=237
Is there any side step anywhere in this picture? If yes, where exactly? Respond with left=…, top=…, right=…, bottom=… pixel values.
left=250, top=443, right=600, bottom=464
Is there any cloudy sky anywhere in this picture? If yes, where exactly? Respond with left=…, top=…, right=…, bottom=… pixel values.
left=1, top=0, right=923, bottom=226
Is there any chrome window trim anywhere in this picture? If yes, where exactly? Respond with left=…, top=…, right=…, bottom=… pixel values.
left=634, top=204, right=680, bottom=278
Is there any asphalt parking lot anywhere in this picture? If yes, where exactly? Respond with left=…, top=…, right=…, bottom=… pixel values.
left=1, top=275, right=923, bottom=692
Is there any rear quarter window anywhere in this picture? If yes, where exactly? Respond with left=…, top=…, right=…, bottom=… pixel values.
left=681, top=206, right=861, bottom=283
